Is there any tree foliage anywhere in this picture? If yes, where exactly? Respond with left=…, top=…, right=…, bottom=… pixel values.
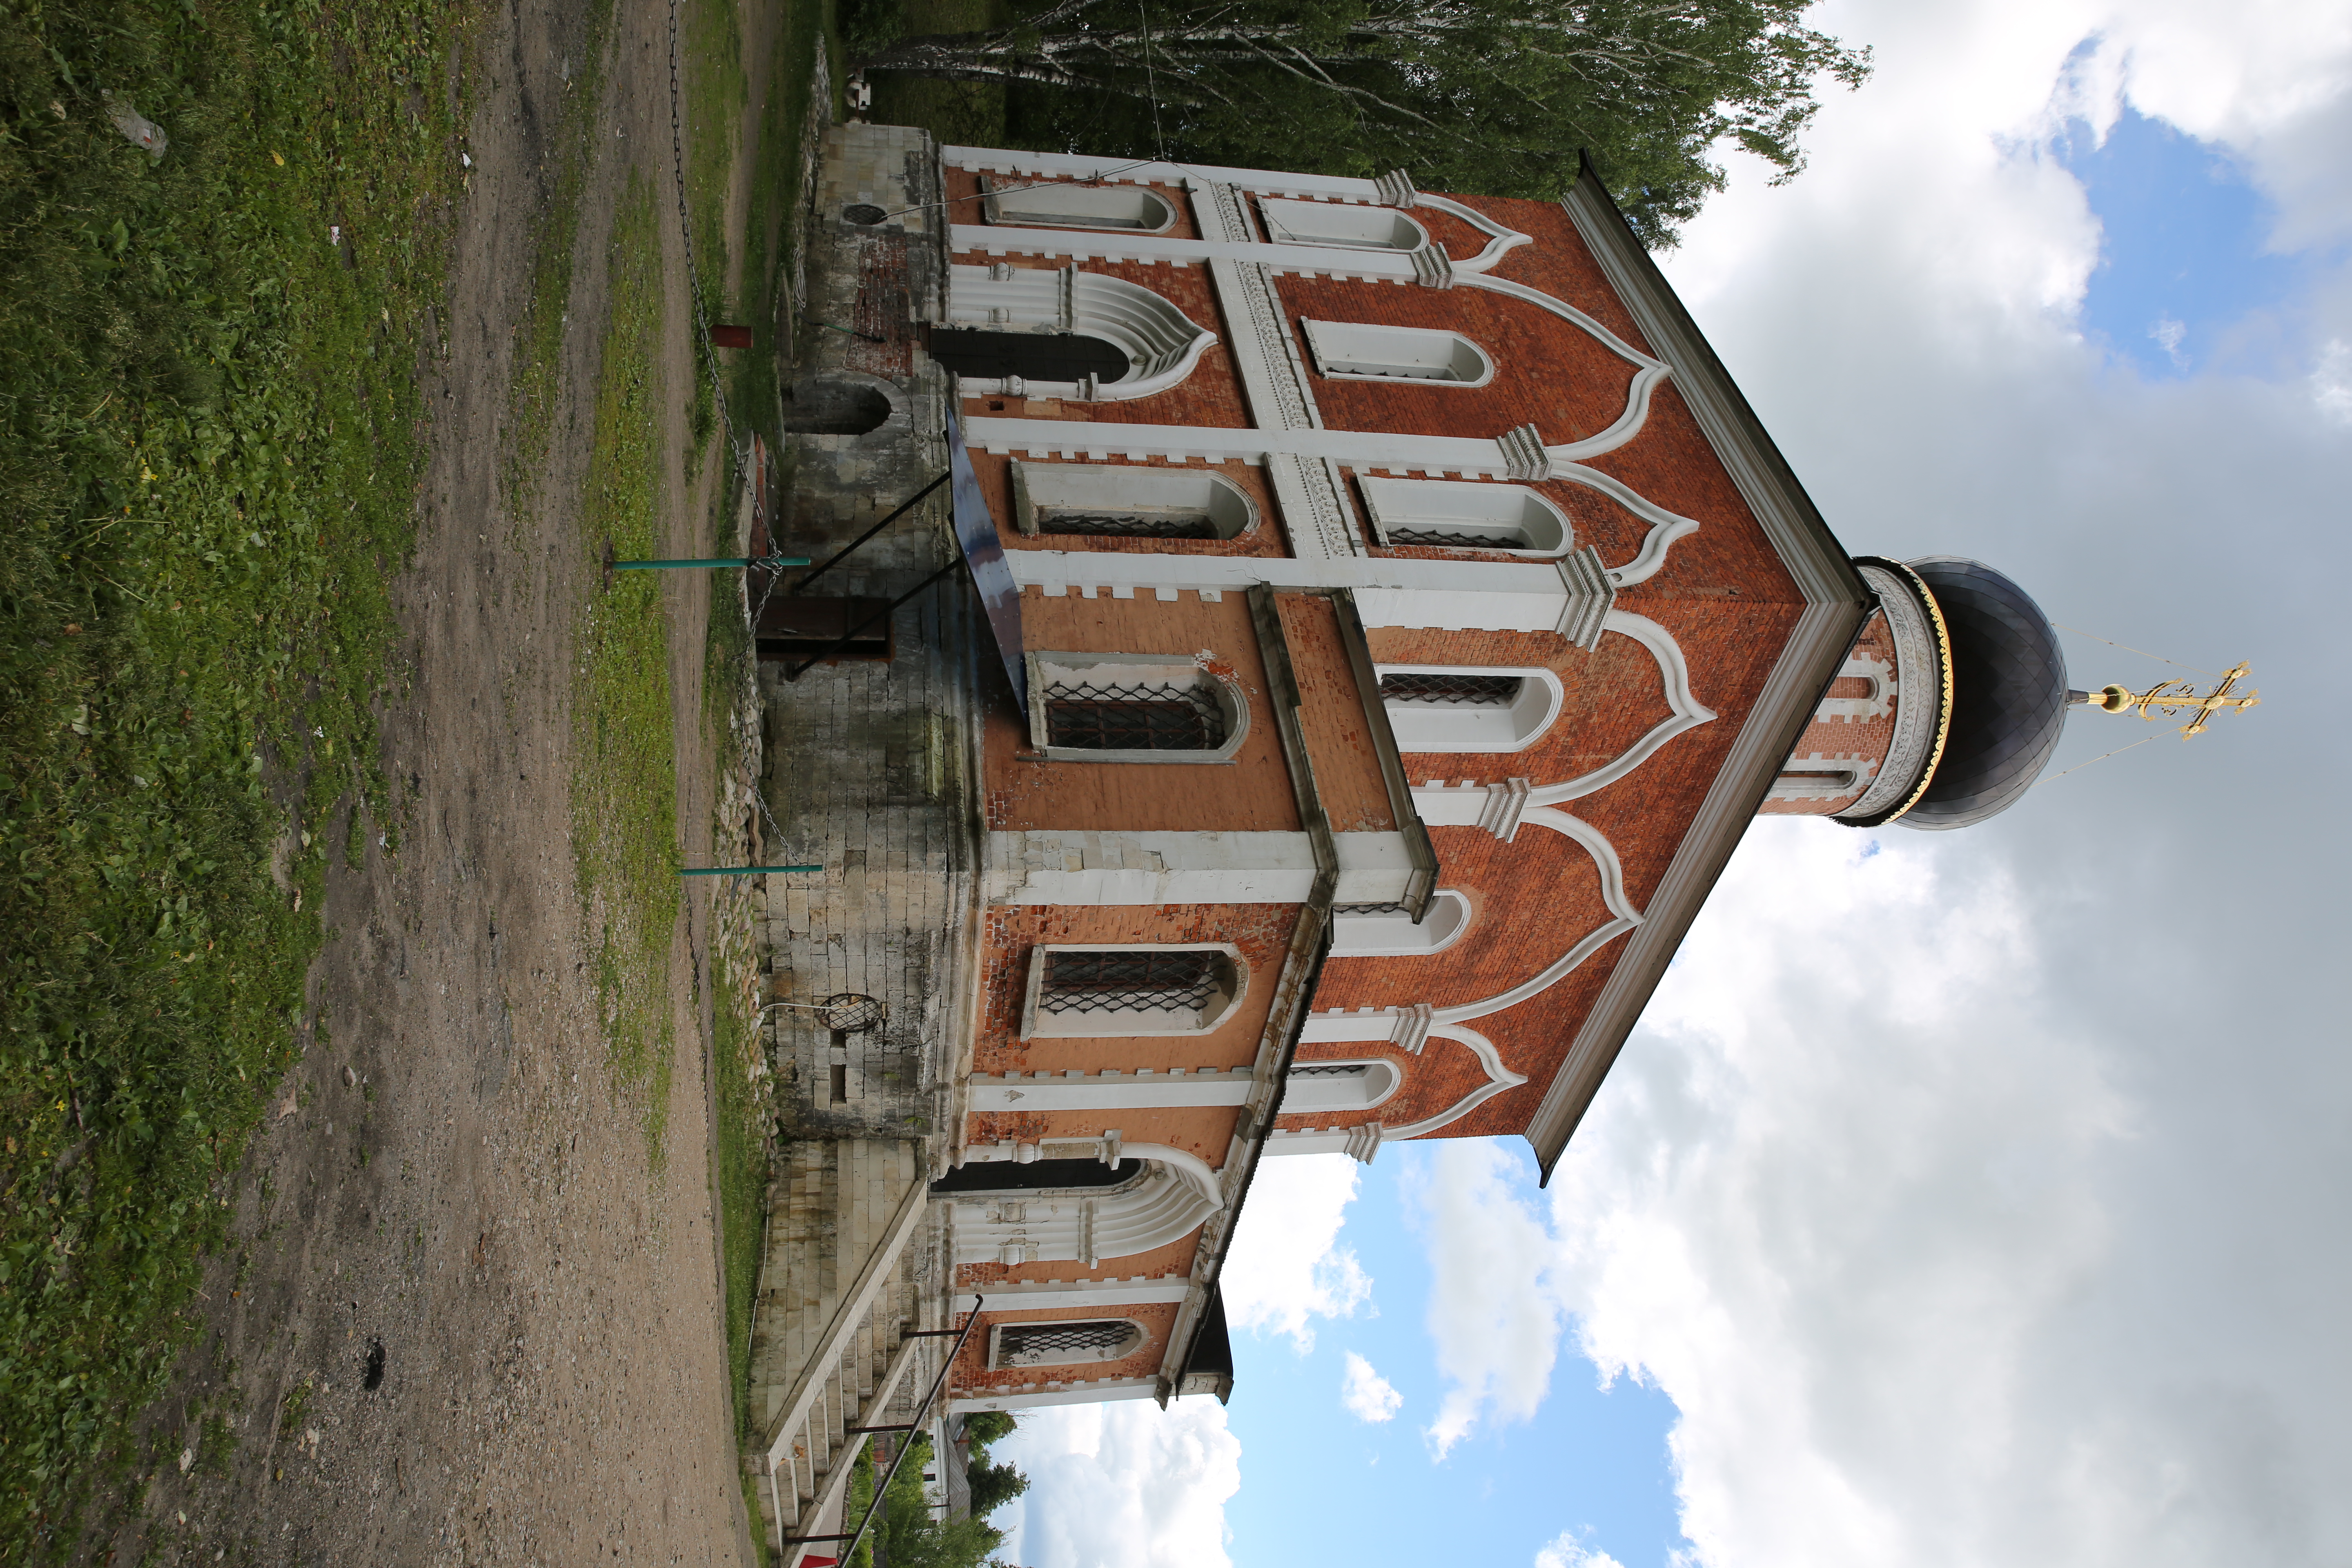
left=851, top=0, right=1869, bottom=246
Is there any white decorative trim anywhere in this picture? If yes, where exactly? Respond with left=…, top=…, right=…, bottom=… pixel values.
left=971, top=1280, right=1195, bottom=1310
left=1379, top=665, right=1565, bottom=755
left=1329, top=891, right=1473, bottom=958
left=967, top=1070, right=1257, bottom=1112
left=1276, top=1012, right=1530, bottom=1146
left=1411, top=193, right=1533, bottom=274
left=1390, top=1000, right=1433, bottom=1054
left=1300, top=319, right=1495, bottom=387
left=947, top=264, right=1218, bottom=402
left=1546, top=462, right=1699, bottom=586
left=948, top=1379, right=1161, bottom=1414
left=1019, top=942, right=1248, bottom=1040
left=1530, top=609, right=1717, bottom=802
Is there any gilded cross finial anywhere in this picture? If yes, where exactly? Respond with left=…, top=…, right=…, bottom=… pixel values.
left=2076, top=661, right=2261, bottom=738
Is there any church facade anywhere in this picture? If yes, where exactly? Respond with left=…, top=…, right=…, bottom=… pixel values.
left=746, top=123, right=2079, bottom=1548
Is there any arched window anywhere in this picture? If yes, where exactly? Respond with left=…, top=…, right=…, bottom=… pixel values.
left=929, top=329, right=1130, bottom=386
left=1328, top=889, right=1472, bottom=957
left=1011, top=461, right=1259, bottom=541
left=1300, top=320, right=1492, bottom=385
left=982, top=178, right=1177, bottom=232
left=1768, top=755, right=1873, bottom=802
left=1020, top=944, right=1247, bottom=1038
left=944, top=265, right=1217, bottom=401
left=1281, top=1058, right=1403, bottom=1114
left=1376, top=666, right=1563, bottom=753
left=1358, top=478, right=1571, bottom=556
left=990, top=1319, right=1148, bottom=1368
left=1024, top=653, right=1250, bottom=764
left=1258, top=197, right=1428, bottom=251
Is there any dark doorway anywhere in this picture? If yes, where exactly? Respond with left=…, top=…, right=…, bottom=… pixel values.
left=753, top=595, right=893, bottom=663
left=927, top=328, right=1130, bottom=385
left=779, top=379, right=892, bottom=436
left=929, top=1157, right=1137, bottom=1195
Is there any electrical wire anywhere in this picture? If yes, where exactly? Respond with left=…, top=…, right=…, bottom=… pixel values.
left=2051, top=623, right=2214, bottom=677
left=2043, top=734, right=2157, bottom=781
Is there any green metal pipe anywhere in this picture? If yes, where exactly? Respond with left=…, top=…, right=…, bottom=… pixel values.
left=613, top=556, right=811, bottom=570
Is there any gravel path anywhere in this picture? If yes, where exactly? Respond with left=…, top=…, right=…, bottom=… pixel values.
left=102, top=1, right=760, bottom=1560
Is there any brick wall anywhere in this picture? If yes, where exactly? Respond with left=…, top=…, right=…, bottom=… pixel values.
left=984, top=587, right=1303, bottom=834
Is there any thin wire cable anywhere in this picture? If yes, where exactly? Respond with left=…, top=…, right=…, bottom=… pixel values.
left=2044, top=734, right=2158, bottom=781
left=1139, top=0, right=1169, bottom=162
left=2051, top=623, right=2214, bottom=677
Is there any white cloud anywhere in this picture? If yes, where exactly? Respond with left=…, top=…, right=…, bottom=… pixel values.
left=1540, top=821, right=2352, bottom=1568
left=1340, top=1352, right=1403, bottom=1424
left=992, top=1398, right=1241, bottom=1568
left=1220, top=1152, right=1371, bottom=1351
left=1414, top=1139, right=1573, bottom=1458
left=1535, top=1531, right=1628, bottom=1568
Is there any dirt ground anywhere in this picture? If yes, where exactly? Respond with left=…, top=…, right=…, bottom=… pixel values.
left=98, top=1, right=781, bottom=1561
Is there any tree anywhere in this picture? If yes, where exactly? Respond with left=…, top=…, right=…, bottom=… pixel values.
left=850, top=0, right=1869, bottom=245
left=961, top=1410, right=1030, bottom=1519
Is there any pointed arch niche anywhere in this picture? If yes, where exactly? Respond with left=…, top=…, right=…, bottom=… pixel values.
left=944, top=263, right=1218, bottom=401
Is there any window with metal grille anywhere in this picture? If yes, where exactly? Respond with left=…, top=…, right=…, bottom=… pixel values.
left=1041, top=949, right=1220, bottom=1017
left=1290, top=1063, right=1371, bottom=1079
left=1379, top=672, right=1523, bottom=706
left=1384, top=524, right=1532, bottom=549
left=1331, top=901, right=1409, bottom=916
left=1044, top=679, right=1226, bottom=751
left=993, top=1320, right=1144, bottom=1368
left=1038, top=510, right=1218, bottom=539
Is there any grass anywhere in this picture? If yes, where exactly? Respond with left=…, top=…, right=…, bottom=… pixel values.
left=0, top=0, right=472, bottom=1553
left=568, top=175, right=683, bottom=1167
left=727, top=0, right=836, bottom=441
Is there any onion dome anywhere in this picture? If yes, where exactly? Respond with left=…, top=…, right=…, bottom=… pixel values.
left=1842, top=556, right=2069, bottom=832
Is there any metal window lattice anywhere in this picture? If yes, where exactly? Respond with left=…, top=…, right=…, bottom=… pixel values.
left=1042, top=949, right=1219, bottom=1016
left=998, top=1321, right=1138, bottom=1363
left=1332, top=901, right=1409, bottom=916
left=1291, top=1063, right=1370, bottom=1079
left=1040, top=510, right=1217, bottom=539
left=1379, top=672, right=1523, bottom=706
left=1045, top=679, right=1225, bottom=750
left=1385, top=526, right=1526, bottom=549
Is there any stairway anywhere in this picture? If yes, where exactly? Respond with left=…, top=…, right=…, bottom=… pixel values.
left=745, top=1137, right=946, bottom=1550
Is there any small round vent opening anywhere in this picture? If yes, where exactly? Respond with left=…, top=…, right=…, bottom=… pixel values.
left=842, top=203, right=888, bottom=226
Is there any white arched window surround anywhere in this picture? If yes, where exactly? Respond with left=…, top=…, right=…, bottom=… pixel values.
left=945, top=264, right=1218, bottom=401
left=1010, top=461, right=1261, bottom=541
left=1377, top=666, right=1564, bottom=754
left=1356, top=477, right=1572, bottom=557
left=1300, top=320, right=1494, bottom=386
left=988, top=1318, right=1149, bottom=1369
left=1257, top=196, right=1429, bottom=252
left=1023, top=651, right=1252, bottom=764
left=1281, top=1058, right=1403, bottom=1114
left=1328, top=889, right=1472, bottom=958
left=1019, top=942, right=1250, bottom=1039
left=981, top=177, right=1178, bottom=232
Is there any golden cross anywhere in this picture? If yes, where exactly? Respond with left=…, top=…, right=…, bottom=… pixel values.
left=2086, top=661, right=2261, bottom=738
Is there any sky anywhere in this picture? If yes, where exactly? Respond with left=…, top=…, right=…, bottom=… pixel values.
left=991, top=4, right=2352, bottom=1564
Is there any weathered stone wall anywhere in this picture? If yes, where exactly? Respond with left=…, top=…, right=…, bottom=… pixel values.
left=758, top=122, right=976, bottom=1149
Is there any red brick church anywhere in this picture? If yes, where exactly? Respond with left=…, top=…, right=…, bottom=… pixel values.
left=747, top=125, right=2081, bottom=1551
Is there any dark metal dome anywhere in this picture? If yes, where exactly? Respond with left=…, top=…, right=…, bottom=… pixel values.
left=1897, top=557, right=2069, bottom=831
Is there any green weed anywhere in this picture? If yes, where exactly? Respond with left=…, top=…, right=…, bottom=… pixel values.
left=569, top=176, right=682, bottom=1165
left=0, top=0, right=472, bottom=1551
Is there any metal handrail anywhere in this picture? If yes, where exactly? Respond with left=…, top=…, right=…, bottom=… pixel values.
left=781, top=1296, right=986, bottom=1557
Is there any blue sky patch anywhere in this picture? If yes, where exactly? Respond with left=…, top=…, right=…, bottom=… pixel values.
left=2056, top=103, right=2306, bottom=379
left=1222, top=1145, right=1689, bottom=1568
